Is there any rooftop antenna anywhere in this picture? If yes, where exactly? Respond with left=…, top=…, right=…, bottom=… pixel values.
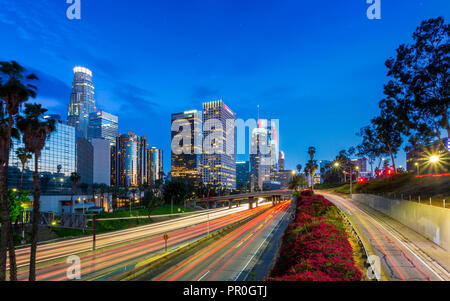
left=257, top=104, right=260, bottom=128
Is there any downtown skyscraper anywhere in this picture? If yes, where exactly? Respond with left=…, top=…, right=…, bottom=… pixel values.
left=67, top=66, right=97, bottom=138
left=88, top=110, right=119, bottom=146
left=149, top=147, right=164, bottom=185
left=171, top=110, right=202, bottom=184
left=202, top=100, right=236, bottom=189
left=111, top=131, right=148, bottom=188
left=250, top=119, right=279, bottom=190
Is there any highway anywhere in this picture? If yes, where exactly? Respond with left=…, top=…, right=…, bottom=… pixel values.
left=10, top=204, right=273, bottom=281
left=149, top=202, right=291, bottom=281
left=323, top=193, right=450, bottom=281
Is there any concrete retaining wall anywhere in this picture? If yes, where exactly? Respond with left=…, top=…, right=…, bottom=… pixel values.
left=352, top=194, right=450, bottom=252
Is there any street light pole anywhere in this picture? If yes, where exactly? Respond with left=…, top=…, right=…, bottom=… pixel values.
left=350, top=165, right=353, bottom=197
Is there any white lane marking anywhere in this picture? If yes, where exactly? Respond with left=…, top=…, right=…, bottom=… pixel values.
left=332, top=194, right=446, bottom=281
left=363, top=213, right=446, bottom=281
left=197, top=270, right=210, bottom=281
left=234, top=208, right=289, bottom=281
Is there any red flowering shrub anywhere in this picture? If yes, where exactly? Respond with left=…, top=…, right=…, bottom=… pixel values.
left=300, top=189, right=314, bottom=197
left=268, top=193, right=362, bottom=281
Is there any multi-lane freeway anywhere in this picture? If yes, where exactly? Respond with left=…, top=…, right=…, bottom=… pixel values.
left=323, top=193, right=450, bottom=281
left=10, top=204, right=275, bottom=281
left=148, top=202, right=291, bottom=281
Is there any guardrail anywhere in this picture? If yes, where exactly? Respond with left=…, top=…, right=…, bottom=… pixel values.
left=337, top=210, right=379, bottom=281
left=368, top=192, right=448, bottom=209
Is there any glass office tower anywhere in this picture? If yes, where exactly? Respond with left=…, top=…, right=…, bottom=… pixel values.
left=8, top=118, right=93, bottom=195
left=88, top=111, right=118, bottom=146
left=149, top=147, right=163, bottom=185
left=250, top=127, right=270, bottom=191
left=171, top=110, right=202, bottom=184
left=236, top=161, right=250, bottom=191
left=112, top=132, right=152, bottom=187
left=202, top=100, right=236, bottom=189
left=68, top=66, right=97, bottom=138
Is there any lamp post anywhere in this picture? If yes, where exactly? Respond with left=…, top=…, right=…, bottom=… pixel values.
left=333, top=162, right=341, bottom=182
left=350, top=165, right=353, bottom=197
left=415, top=162, right=420, bottom=175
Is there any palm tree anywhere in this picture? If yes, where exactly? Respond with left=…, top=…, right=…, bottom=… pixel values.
left=69, top=172, right=81, bottom=208
left=99, top=184, right=109, bottom=211
left=288, top=174, right=300, bottom=192
left=0, top=61, right=38, bottom=281
left=305, top=160, right=319, bottom=190
left=130, top=188, right=138, bottom=210
left=92, top=183, right=101, bottom=207
left=296, top=164, right=302, bottom=174
left=16, top=147, right=32, bottom=190
left=16, top=103, right=55, bottom=281
left=308, top=146, right=316, bottom=160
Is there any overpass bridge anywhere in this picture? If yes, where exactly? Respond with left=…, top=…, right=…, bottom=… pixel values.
left=190, top=190, right=294, bottom=209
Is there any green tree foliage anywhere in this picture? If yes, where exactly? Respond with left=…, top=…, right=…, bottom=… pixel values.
left=8, top=189, right=30, bottom=223
left=0, top=60, right=39, bottom=280
left=383, top=17, right=449, bottom=146
left=162, top=180, right=191, bottom=205
left=16, top=103, right=56, bottom=281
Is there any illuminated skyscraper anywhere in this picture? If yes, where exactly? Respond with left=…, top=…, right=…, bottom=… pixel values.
left=88, top=111, right=118, bottom=146
left=251, top=119, right=279, bottom=190
left=236, top=161, right=250, bottom=191
left=171, top=110, right=202, bottom=184
left=202, top=100, right=236, bottom=189
left=8, top=117, right=93, bottom=195
left=112, top=132, right=149, bottom=187
left=250, top=127, right=270, bottom=191
left=279, top=150, right=285, bottom=171
left=149, top=147, right=164, bottom=185
left=68, top=67, right=97, bottom=138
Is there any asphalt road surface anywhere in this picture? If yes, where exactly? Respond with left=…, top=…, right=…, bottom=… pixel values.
left=10, top=204, right=274, bottom=281
left=323, top=193, right=450, bottom=281
left=150, top=202, right=291, bottom=281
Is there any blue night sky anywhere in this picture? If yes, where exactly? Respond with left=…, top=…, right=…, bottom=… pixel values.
left=0, top=0, right=448, bottom=172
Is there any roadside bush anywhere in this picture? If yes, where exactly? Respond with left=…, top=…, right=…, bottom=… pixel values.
left=268, top=192, right=362, bottom=281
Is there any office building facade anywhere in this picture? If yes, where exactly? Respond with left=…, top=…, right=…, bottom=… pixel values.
left=8, top=118, right=93, bottom=195
left=88, top=111, right=118, bottom=146
left=67, top=67, right=97, bottom=138
left=236, top=161, right=250, bottom=191
left=278, top=150, right=285, bottom=171
left=92, top=138, right=111, bottom=185
left=250, top=127, right=271, bottom=191
left=272, top=170, right=295, bottom=189
left=112, top=132, right=149, bottom=187
left=202, top=100, right=236, bottom=189
left=149, top=147, right=164, bottom=185
left=171, top=110, right=202, bottom=184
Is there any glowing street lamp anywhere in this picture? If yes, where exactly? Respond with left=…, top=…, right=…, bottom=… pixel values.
left=415, top=162, right=420, bottom=175
left=334, top=162, right=340, bottom=168
left=429, top=155, right=440, bottom=164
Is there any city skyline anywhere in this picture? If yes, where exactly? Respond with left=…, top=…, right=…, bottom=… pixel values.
left=1, top=1, right=449, bottom=173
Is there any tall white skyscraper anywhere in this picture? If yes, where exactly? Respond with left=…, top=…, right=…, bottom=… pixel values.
left=68, top=66, right=97, bottom=138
